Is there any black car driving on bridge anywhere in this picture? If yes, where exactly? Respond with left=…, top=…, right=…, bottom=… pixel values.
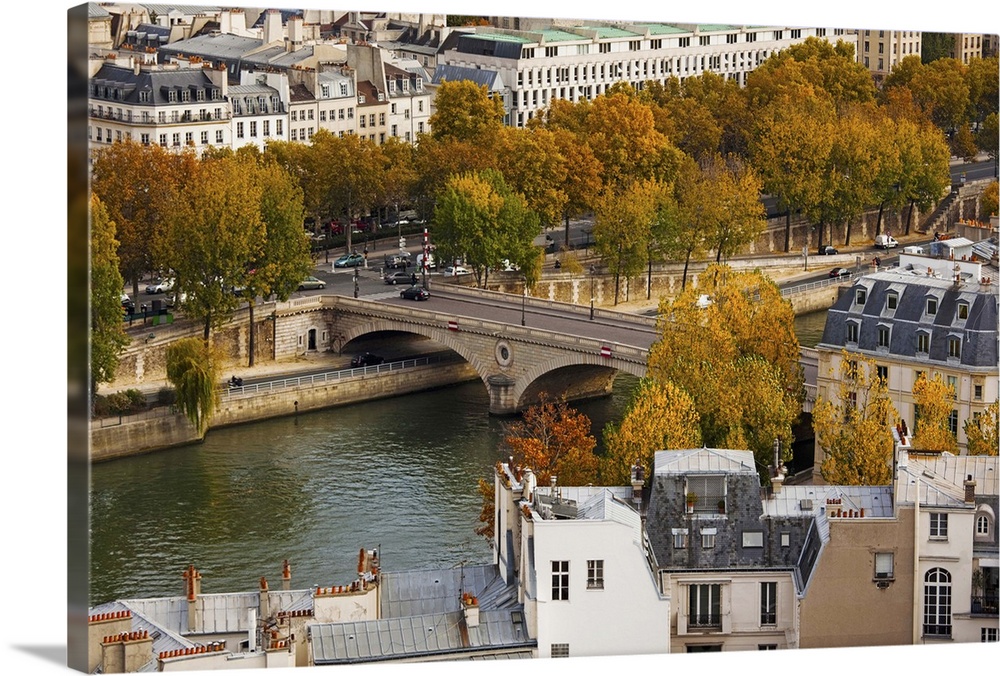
left=400, top=285, right=430, bottom=301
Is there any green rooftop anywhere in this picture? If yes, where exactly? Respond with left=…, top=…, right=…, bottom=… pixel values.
left=470, top=32, right=532, bottom=44
left=697, top=24, right=739, bottom=32
left=581, top=25, right=641, bottom=39
left=537, top=29, right=588, bottom=42
left=632, top=23, right=689, bottom=35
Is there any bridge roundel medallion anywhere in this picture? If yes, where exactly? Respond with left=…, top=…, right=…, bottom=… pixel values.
left=494, top=339, right=514, bottom=368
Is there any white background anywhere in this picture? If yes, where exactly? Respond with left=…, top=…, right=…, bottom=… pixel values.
left=4, top=1, right=997, bottom=674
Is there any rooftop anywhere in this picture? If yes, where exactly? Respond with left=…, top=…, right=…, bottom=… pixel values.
left=654, top=448, right=758, bottom=475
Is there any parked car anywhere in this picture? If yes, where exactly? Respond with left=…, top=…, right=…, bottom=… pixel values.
left=350, top=352, right=384, bottom=367
left=817, top=245, right=839, bottom=255
left=121, top=293, right=135, bottom=314
left=384, top=271, right=414, bottom=285
left=145, top=277, right=174, bottom=294
left=441, top=265, right=471, bottom=276
left=384, top=252, right=411, bottom=269
left=297, top=275, right=327, bottom=290
left=829, top=267, right=851, bottom=279
left=334, top=253, right=365, bottom=268
left=874, top=235, right=899, bottom=249
left=400, top=285, right=430, bottom=301
left=415, top=252, right=436, bottom=270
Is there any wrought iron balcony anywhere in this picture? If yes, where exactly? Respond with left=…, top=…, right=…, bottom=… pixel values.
left=971, top=594, right=998, bottom=615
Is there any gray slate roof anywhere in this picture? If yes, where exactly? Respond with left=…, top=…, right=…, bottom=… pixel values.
left=90, top=63, right=220, bottom=106
left=432, top=64, right=504, bottom=90
left=820, top=270, right=999, bottom=369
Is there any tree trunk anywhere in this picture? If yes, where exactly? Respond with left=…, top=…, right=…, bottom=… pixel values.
left=681, top=249, right=692, bottom=290
left=844, top=218, right=852, bottom=247
left=875, top=201, right=885, bottom=238
left=613, top=266, right=621, bottom=305
left=905, top=200, right=915, bottom=235
left=203, top=315, right=211, bottom=342
left=564, top=212, right=571, bottom=247
left=817, top=221, right=824, bottom=250
left=784, top=211, right=791, bottom=253
left=248, top=301, right=256, bottom=367
left=647, top=253, right=652, bottom=300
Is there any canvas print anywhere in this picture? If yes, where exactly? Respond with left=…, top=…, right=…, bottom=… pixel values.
left=67, top=2, right=999, bottom=673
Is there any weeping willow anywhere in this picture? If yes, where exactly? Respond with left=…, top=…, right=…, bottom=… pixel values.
left=166, top=337, right=218, bottom=433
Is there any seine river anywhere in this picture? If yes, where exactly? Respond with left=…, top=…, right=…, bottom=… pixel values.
left=88, top=310, right=828, bottom=607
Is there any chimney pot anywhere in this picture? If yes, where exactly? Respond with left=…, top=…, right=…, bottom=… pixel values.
left=964, top=476, right=976, bottom=503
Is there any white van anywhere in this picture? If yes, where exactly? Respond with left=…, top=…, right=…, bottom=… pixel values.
left=874, top=235, right=898, bottom=249
left=415, top=252, right=436, bottom=270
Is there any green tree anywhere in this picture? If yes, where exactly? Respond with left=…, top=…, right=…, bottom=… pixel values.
left=952, top=125, right=979, bottom=162
left=166, top=337, right=218, bottom=433
left=551, top=127, right=604, bottom=247
left=592, top=179, right=663, bottom=304
left=602, top=379, right=701, bottom=485
left=665, top=156, right=712, bottom=289
left=701, top=154, right=767, bottom=263
left=90, top=195, right=129, bottom=397
left=311, top=131, right=385, bottom=253
left=977, top=113, right=999, bottom=165
left=964, top=56, right=999, bottom=125
left=165, top=151, right=266, bottom=340
left=920, top=33, right=954, bottom=63
left=494, top=126, right=568, bottom=229
left=908, top=57, right=971, bottom=132
left=965, top=400, right=999, bottom=456
left=814, top=353, right=898, bottom=486
left=911, top=374, right=959, bottom=454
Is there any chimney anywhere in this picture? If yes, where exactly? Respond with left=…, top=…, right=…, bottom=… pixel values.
left=523, top=468, right=536, bottom=502
left=88, top=611, right=133, bottom=673
left=183, top=565, right=202, bottom=633
left=461, top=593, right=480, bottom=628
left=259, top=576, right=269, bottom=619
left=282, top=559, right=291, bottom=591
left=630, top=463, right=644, bottom=507
left=288, top=15, right=304, bottom=51
left=100, top=630, right=152, bottom=673
left=964, top=475, right=976, bottom=504
left=262, top=8, right=282, bottom=45
left=248, top=607, right=257, bottom=652
left=770, top=439, right=785, bottom=496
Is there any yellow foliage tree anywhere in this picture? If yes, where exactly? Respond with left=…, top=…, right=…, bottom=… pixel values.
left=911, top=373, right=959, bottom=454
left=965, top=400, right=999, bottom=456
left=602, top=379, right=702, bottom=485
left=815, top=352, right=899, bottom=485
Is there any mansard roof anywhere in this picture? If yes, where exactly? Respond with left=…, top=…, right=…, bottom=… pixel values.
left=90, top=63, right=220, bottom=105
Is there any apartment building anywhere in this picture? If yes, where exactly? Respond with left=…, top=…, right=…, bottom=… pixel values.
left=949, top=33, right=985, bottom=64
left=858, top=29, right=922, bottom=83
left=227, top=71, right=290, bottom=151
left=816, top=245, right=999, bottom=471
left=87, top=57, right=232, bottom=157
left=436, top=22, right=851, bottom=127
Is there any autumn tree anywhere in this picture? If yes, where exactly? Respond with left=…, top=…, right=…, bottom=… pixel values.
left=977, top=114, right=999, bottom=166
left=377, top=137, right=419, bottom=223
left=965, top=400, right=999, bottom=456
left=429, top=79, right=505, bottom=144
left=699, top=154, right=767, bottom=262
left=601, top=379, right=701, bottom=485
left=311, top=131, right=384, bottom=253
left=90, top=140, right=187, bottom=296
left=980, top=180, right=999, bottom=218
left=474, top=475, right=496, bottom=539
left=965, top=56, right=999, bottom=127
left=500, top=398, right=599, bottom=486
left=90, top=195, right=129, bottom=397
left=663, top=156, right=711, bottom=289
left=906, top=57, right=971, bottom=132
left=551, top=127, right=603, bottom=246
left=165, top=151, right=266, bottom=340
left=814, top=352, right=898, bottom=486
left=166, top=337, right=219, bottom=433
left=592, top=179, right=664, bottom=304
left=494, top=126, right=568, bottom=229
left=911, top=374, right=959, bottom=454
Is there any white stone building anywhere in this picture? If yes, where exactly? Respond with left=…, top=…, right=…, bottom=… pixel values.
left=227, top=72, right=290, bottom=151
left=858, top=28, right=922, bottom=83
left=437, top=22, right=857, bottom=127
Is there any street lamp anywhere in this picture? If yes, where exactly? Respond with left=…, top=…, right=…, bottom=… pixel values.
left=589, top=266, right=596, bottom=320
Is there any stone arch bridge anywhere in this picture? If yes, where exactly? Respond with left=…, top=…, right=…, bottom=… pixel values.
left=273, top=289, right=655, bottom=414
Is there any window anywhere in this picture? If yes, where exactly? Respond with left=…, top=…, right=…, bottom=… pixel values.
left=687, top=476, right=725, bottom=513
left=747, top=32, right=756, bottom=42
left=878, top=326, right=890, bottom=348
left=545, top=46, right=557, bottom=58
left=791, top=29, right=801, bottom=39
left=875, top=552, right=894, bottom=579
left=847, top=322, right=858, bottom=343
left=551, top=644, right=570, bottom=658
left=930, top=513, right=948, bottom=539
left=159, top=133, right=167, bottom=147
left=551, top=561, right=569, bottom=600
left=699, top=36, right=710, bottom=46
left=172, top=133, right=180, bottom=147
left=587, top=560, right=604, bottom=589
left=743, top=531, right=764, bottom=548
left=948, top=337, right=961, bottom=359
left=780, top=532, right=790, bottom=547
left=369, top=114, right=376, bottom=127
left=887, top=292, right=898, bottom=310
left=651, top=39, right=662, bottom=49
left=215, top=130, right=224, bottom=143
left=701, top=528, right=716, bottom=549
left=379, top=112, right=385, bottom=125
left=291, top=110, right=297, bottom=121
left=876, top=365, right=888, bottom=383
left=774, top=31, right=784, bottom=40
left=948, top=410, right=958, bottom=436
left=673, top=528, right=689, bottom=549
left=855, top=288, right=867, bottom=305
left=263, top=120, right=269, bottom=137
left=599, top=42, right=611, bottom=54
left=974, top=383, right=983, bottom=400
left=727, top=33, right=737, bottom=44
left=984, top=627, right=999, bottom=642
left=760, top=582, right=777, bottom=625
left=689, top=584, right=721, bottom=626
left=237, top=122, right=244, bottom=138
left=917, top=333, right=930, bottom=353
left=758, top=644, right=778, bottom=650
left=976, top=514, right=991, bottom=536
left=249, top=121, right=257, bottom=137
left=923, top=568, right=951, bottom=636
left=946, top=375, right=958, bottom=395
left=927, top=298, right=938, bottom=315
left=276, top=120, right=283, bottom=136
left=679, top=37, right=690, bottom=48
left=200, top=131, right=208, bottom=145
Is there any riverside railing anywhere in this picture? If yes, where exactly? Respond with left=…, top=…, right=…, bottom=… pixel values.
left=781, top=271, right=862, bottom=297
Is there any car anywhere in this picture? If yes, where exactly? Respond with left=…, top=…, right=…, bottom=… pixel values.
left=384, top=270, right=415, bottom=285
left=334, top=253, right=365, bottom=268
left=384, top=252, right=411, bottom=269
left=297, top=275, right=327, bottom=290
left=121, top=293, right=135, bottom=314
left=350, top=352, right=384, bottom=367
left=817, top=245, right=839, bottom=255
left=829, top=267, right=851, bottom=279
left=400, top=285, right=430, bottom=301
left=145, top=277, right=174, bottom=294
left=874, top=235, right=898, bottom=249
left=441, top=265, right=471, bottom=276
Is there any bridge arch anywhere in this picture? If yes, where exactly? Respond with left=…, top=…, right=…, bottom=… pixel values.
left=511, top=352, right=647, bottom=412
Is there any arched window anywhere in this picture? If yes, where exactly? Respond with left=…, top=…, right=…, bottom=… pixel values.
left=924, top=568, right=952, bottom=636
left=976, top=508, right=994, bottom=542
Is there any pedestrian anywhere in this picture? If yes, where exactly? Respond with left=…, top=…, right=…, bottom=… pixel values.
left=411, top=272, right=417, bottom=285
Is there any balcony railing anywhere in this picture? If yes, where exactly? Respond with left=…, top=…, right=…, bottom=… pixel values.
left=923, top=623, right=951, bottom=637
left=971, top=595, right=999, bottom=615
left=688, top=614, right=721, bottom=628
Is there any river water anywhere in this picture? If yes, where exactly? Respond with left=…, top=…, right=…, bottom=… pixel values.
left=88, top=376, right=640, bottom=606
left=89, top=310, right=829, bottom=607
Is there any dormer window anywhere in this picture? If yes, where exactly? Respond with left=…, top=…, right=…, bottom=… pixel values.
left=926, top=298, right=938, bottom=315
left=402, top=80, right=409, bottom=92
left=886, top=291, right=898, bottom=311
left=388, top=80, right=396, bottom=93
left=340, top=83, right=348, bottom=96
left=415, top=79, right=423, bottom=91
left=378, top=92, right=384, bottom=101
left=948, top=337, right=962, bottom=359
left=855, top=288, right=867, bottom=305
left=957, top=302, right=969, bottom=320
left=916, top=332, right=930, bottom=353
left=878, top=325, right=891, bottom=348
left=322, top=85, right=330, bottom=98
left=846, top=321, right=859, bottom=343
left=358, top=94, right=366, bottom=104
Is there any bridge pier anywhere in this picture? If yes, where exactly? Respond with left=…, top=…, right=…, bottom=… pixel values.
left=487, top=374, right=518, bottom=415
